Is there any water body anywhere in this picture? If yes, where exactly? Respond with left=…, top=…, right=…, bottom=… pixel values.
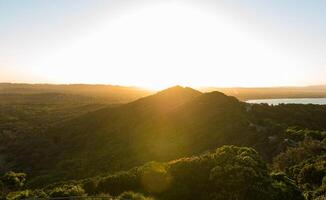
left=246, top=98, right=326, bottom=105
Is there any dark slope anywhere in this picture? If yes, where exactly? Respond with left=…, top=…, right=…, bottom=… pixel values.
left=54, top=86, right=202, bottom=142
left=99, top=85, right=203, bottom=120
left=19, top=87, right=202, bottom=178
left=129, top=91, right=250, bottom=162
left=12, top=87, right=258, bottom=184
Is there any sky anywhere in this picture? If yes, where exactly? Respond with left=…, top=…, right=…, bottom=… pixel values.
left=0, top=0, right=326, bottom=89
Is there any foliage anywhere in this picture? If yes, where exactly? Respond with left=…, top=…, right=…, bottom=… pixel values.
left=250, top=103, right=326, bottom=130
left=82, top=178, right=99, bottom=195
left=49, top=184, right=85, bottom=197
left=1, top=86, right=326, bottom=199
left=118, top=191, right=154, bottom=200
left=272, top=127, right=326, bottom=200
left=288, top=156, right=326, bottom=199
left=140, top=162, right=171, bottom=194
left=206, top=146, right=271, bottom=200
left=5, top=190, right=49, bottom=200
left=273, top=137, right=326, bottom=171
left=1, top=172, right=26, bottom=191
left=2, top=189, right=48, bottom=200
left=270, top=172, right=304, bottom=200
left=285, top=127, right=326, bottom=142
left=96, top=170, right=139, bottom=196
left=5, top=190, right=31, bottom=200
left=83, top=146, right=304, bottom=200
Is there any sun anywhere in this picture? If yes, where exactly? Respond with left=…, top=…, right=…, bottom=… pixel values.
left=30, top=1, right=301, bottom=89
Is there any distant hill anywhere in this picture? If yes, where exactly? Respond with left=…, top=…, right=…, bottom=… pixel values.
left=0, top=83, right=153, bottom=152
left=201, top=85, right=326, bottom=100
left=0, top=83, right=153, bottom=104
left=2, top=83, right=326, bottom=102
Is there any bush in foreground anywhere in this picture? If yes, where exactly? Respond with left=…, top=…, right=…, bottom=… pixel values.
left=91, top=146, right=304, bottom=200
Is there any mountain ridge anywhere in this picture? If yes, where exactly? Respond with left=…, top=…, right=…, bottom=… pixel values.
left=16, top=86, right=252, bottom=182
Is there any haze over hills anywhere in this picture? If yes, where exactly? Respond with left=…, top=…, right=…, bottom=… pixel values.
left=2, top=86, right=326, bottom=189
left=2, top=83, right=326, bottom=103
left=0, top=86, right=325, bottom=199
left=0, top=83, right=154, bottom=143
left=0, top=83, right=153, bottom=104
left=202, top=85, right=326, bottom=100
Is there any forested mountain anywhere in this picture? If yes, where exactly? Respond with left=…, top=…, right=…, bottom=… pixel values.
left=4, top=87, right=250, bottom=180
left=0, top=86, right=325, bottom=199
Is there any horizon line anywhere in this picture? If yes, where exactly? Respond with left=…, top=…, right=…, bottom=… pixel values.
left=1, top=81, right=326, bottom=91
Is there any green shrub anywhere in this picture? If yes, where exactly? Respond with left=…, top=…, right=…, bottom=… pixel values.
left=270, top=172, right=304, bottom=200
left=82, top=178, right=99, bottom=195
left=6, top=190, right=31, bottom=200
left=1, top=172, right=26, bottom=190
left=49, top=184, right=85, bottom=197
left=97, top=171, right=139, bottom=195
left=95, top=145, right=304, bottom=200
left=118, top=191, right=154, bottom=200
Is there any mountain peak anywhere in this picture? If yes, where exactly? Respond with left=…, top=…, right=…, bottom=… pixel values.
left=191, top=90, right=239, bottom=106
left=157, top=86, right=202, bottom=96
left=123, top=86, right=202, bottom=114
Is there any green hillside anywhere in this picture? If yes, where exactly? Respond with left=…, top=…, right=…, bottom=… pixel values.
left=15, top=87, right=252, bottom=181
left=1, top=86, right=326, bottom=199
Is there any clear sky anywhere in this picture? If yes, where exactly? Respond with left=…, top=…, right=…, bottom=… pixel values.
left=1, top=0, right=326, bottom=89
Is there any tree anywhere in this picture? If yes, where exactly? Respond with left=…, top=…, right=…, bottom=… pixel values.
left=140, top=162, right=171, bottom=194
left=270, top=173, right=304, bottom=200
left=118, top=191, right=154, bottom=200
left=49, top=184, right=85, bottom=197
left=57, top=146, right=305, bottom=200
left=1, top=172, right=26, bottom=191
left=207, top=146, right=272, bottom=200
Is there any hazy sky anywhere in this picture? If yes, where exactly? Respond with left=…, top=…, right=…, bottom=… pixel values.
left=1, top=0, right=326, bottom=89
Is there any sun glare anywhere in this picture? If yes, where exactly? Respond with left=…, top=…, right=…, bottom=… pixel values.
left=29, top=1, right=304, bottom=89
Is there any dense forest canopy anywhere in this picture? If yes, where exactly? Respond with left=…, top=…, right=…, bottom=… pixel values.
left=0, top=85, right=325, bottom=200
